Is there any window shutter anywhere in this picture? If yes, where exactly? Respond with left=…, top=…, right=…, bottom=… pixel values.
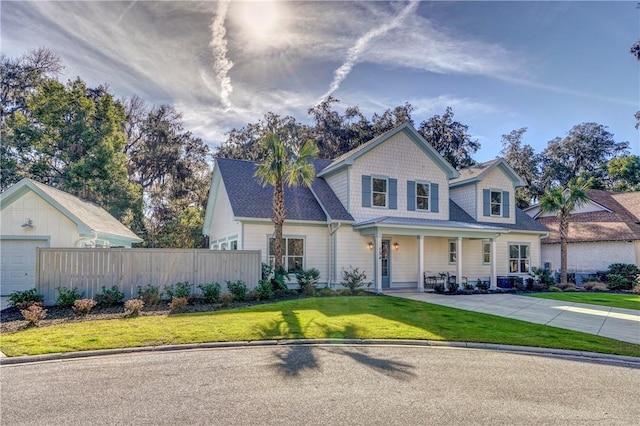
left=407, top=181, right=415, bottom=211
left=389, top=178, right=397, bottom=209
left=483, top=189, right=490, bottom=217
left=431, top=183, right=439, bottom=213
left=362, top=175, right=371, bottom=207
left=502, top=190, right=510, bottom=218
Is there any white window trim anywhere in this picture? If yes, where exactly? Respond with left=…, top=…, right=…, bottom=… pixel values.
left=211, top=243, right=219, bottom=250
left=448, top=239, right=457, bottom=264
left=267, top=235, right=306, bottom=273
left=415, top=180, right=431, bottom=211
left=482, top=241, right=491, bottom=265
left=508, top=242, right=531, bottom=274
left=490, top=189, right=502, bottom=217
left=371, top=175, right=388, bottom=208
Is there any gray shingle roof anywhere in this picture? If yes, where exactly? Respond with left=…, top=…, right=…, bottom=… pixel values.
left=216, top=158, right=353, bottom=222
left=450, top=199, right=548, bottom=233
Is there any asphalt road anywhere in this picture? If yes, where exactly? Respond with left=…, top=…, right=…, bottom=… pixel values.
left=1, top=345, right=638, bottom=425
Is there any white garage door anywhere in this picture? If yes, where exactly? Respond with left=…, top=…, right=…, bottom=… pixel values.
left=0, top=239, right=49, bottom=295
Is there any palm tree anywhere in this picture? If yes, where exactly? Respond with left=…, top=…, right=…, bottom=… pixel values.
left=254, top=133, right=318, bottom=271
left=539, top=182, right=589, bottom=286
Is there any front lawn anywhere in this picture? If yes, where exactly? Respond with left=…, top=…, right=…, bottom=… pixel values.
left=526, top=292, right=640, bottom=311
left=1, top=296, right=639, bottom=357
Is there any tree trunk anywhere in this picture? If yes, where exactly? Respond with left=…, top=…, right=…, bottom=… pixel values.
left=272, top=179, right=285, bottom=270
left=559, top=213, right=569, bottom=286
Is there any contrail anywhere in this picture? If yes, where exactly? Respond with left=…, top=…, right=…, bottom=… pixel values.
left=115, top=0, right=137, bottom=26
left=319, top=0, right=419, bottom=103
left=211, top=0, right=233, bottom=109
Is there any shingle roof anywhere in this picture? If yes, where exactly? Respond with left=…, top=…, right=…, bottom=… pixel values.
left=450, top=200, right=548, bottom=233
left=537, top=190, right=640, bottom=244
left=1, top=179, right=142, bottom=242
left=450, top=158, right=524, bottom=187
left=216, top=157, right=353, bottom=222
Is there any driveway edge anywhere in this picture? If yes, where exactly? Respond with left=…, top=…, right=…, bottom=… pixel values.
left=1, top=340, right=639, bottom=367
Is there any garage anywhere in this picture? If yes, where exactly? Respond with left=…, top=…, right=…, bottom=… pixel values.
left=0, top=239, right=49, bottom=296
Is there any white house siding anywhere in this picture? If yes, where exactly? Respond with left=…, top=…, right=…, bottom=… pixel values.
left=1, top=191, right=80, bottom=246
left=541, top=241, right=637, bottom=273
left=208, top=179, right=241, bottom=246
left=389, top=235, right=419, bottom=286
left=242, top=222, right=330, bottom=284
left=334, top=226, right=374, bottom=287
left=476, top=167, right=516, bottom=225
left=348, top=132, right=450, bottom=222
left=450, top=184, right=477, bottom=220
left=324, top=170, right=349, bottom=212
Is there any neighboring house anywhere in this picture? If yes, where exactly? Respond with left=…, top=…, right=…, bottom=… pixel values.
left=0, top=178, right=143, bottom=297
left=525, top=189, right=640, bottom=274
left=203, top=123, right=548, bottom=292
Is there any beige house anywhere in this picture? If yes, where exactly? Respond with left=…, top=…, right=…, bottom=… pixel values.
left=204, top=123, right=548, bottom=292
left=0, top=179, right=142, bottom=298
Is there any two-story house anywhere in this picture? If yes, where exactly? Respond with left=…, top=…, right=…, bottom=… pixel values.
left=203, top=123, right=547, bottom=292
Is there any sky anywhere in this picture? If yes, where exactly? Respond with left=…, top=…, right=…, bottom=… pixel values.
left=2, top=1, right=639, bottom=162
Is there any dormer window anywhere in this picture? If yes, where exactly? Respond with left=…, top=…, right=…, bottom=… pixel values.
left=372, top=177, right=388, bottom=207
left=490, top=190, right=502, bottom=216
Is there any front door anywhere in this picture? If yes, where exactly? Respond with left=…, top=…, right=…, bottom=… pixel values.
left=381, top=239, right=391, bottom=288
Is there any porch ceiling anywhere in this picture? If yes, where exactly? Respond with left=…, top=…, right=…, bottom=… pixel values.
left=353, top=216, right=507, bottom=238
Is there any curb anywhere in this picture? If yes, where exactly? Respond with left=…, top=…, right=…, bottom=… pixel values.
left=1, top=340, right=639, bottom=367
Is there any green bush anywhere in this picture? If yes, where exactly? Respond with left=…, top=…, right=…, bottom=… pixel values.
left=606, top=274, right=629, bottom=291
left=197, top=282, right=221, bottom=303
left=548, top=285, right=562, bottom=292
left=255, top=279, right=274, bottom=300
left=531, top=267, right=554, bottom=288
left=633, top=274, right=640, bottom=295
left=94, top=285, right=125, bottom=307
left=56, top=287, right=83, bottom=308
left=271, top=266, right=289, bottom=291
left=226, top=280, right=247, bottom=301
left=606, top=264, right=639, bottom=290
left=340, top=266, right=368, bottom=292
left=164, top=281, right=192, bottom=299
left=7, top=288, right=44, bottom=308
left=316, top=288, right=335, bottom=297
left=295, top=268, right=320, bottom=295
left=433, top=283, right=445, bottom=294
left=137, top=284, right=161, bottom=306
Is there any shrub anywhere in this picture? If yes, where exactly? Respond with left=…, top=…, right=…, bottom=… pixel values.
left=447, top=281, right=459, bottom=293
left=164, top=281, right=192, bottom=299
left=168, top=296, right=188, bottom=313
left=261, top=262, right=274, bottom=280
left=562, top=284, right=577, bottom=292
left=316, top=288, right=335, bottom=297
left=531, top=267, right=554, bottom=288
left=475, top=279, right=489, bottom=291
left=583, top=281, right=608, bottom=292
left=525, top=277, right=535, bottom=291
left=341, top=266, right=368, bottom=292
left=548, top=285, right=562, bottom=292
left=246, top=290, right=260, bottom=301
left=94, top=285, right=125, bottom=307
left=72, top=298, right=96, bottom=316
left=8, top=288, right=44, bottom=308
left=633, top=275, right=640, bottom=295
left=226, top=280, right=248, bottom=301
left=197, top=282, right=221, bottom=303
left=124, top=299, right=145, bottom=317
left=20, top=304, right=47, bottom=326
left=56, top=287, right=83, bottom=308
left=606, top=274, right=629, bottom=291
left=255, top=279, right=274, bottom=300
left=137, top=284, right=161, bottom=306
left=433, top=283, right=445, bottom=294
left=220, top=293, right=233, bottom=307
left=607, top=263, right=639, bottom=282
left=271, top=266, right=290, bottom=291
left=295, top=268, right=321, bottom=295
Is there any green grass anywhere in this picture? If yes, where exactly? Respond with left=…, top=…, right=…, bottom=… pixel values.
left=1, top=296, right=639, bottom=357
left=526, top=292, right=640, bottom=310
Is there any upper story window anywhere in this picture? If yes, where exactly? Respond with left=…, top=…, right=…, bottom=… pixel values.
left=372, top=177, right=387, bottom=207
left=416, top=182, right=430, bottom=211
left=490, top=190, right=502, bottom=216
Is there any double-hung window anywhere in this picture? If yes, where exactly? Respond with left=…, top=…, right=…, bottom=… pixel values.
left=269, top=237, right=304, bottom=273
left=372, top=177, right=387, bottom=207
left=490, top=190, right=502, bottom=216
left=448, top=240, right=457, bottom=264
left=509, top=244, right=530, bottom=274
left=416, top=182, right=430, bottom=211
left=482, top=241, right=491, bottom=264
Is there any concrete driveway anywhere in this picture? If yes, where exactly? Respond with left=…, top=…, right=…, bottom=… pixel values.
left=386, top=292, right=640, bottom=345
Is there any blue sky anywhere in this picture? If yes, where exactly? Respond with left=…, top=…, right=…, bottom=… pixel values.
left=2, top=1, right=638, bottom=162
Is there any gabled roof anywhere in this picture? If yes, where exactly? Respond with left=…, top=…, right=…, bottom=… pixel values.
left=536, top=190, right=640, bottom=243
left=450, top=158, right=525, bottom=188
left=213, top=157, right=354, bottom=223
left=317, top=123, right=460, bottom=180
left=0, top=178, right=142, bottom=243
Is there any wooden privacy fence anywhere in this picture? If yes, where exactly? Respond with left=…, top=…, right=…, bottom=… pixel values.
left=36, top=248, right=261, bottom=305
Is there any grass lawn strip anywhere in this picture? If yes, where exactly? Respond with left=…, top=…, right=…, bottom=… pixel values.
left=1, top=296, right=639, bottom=357
left=526, top=292, right=640, bottom=311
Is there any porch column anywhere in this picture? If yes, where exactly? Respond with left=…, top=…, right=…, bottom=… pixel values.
left=456, top=236, right=463, bottom=286
left=490, top=237, right=497, bottom=290
left=417, top=235, right=424, bottom=291
left=375, top=232, right=383, bottom=293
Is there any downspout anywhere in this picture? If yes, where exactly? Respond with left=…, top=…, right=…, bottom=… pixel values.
left=328, top=222, right=342, bottom=288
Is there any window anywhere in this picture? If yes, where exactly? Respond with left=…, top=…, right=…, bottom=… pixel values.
left=482, top=241, right=491, bottom=264
left=448, top=240, right=457, bottom=264
left=372, top=177, right=387, bottom=207
left=211, top=243, right=219, bottom=250
left=228, top=239, right=238, bottom=250
left=416, top=182, right=430, bottom=211
left=490, top=190, right=502, bottom=216
left=509, top=244, right=530, bottom=274
left=269, top=237, right=304, bottom=273
left=220, top=242, right=227, bottom=250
